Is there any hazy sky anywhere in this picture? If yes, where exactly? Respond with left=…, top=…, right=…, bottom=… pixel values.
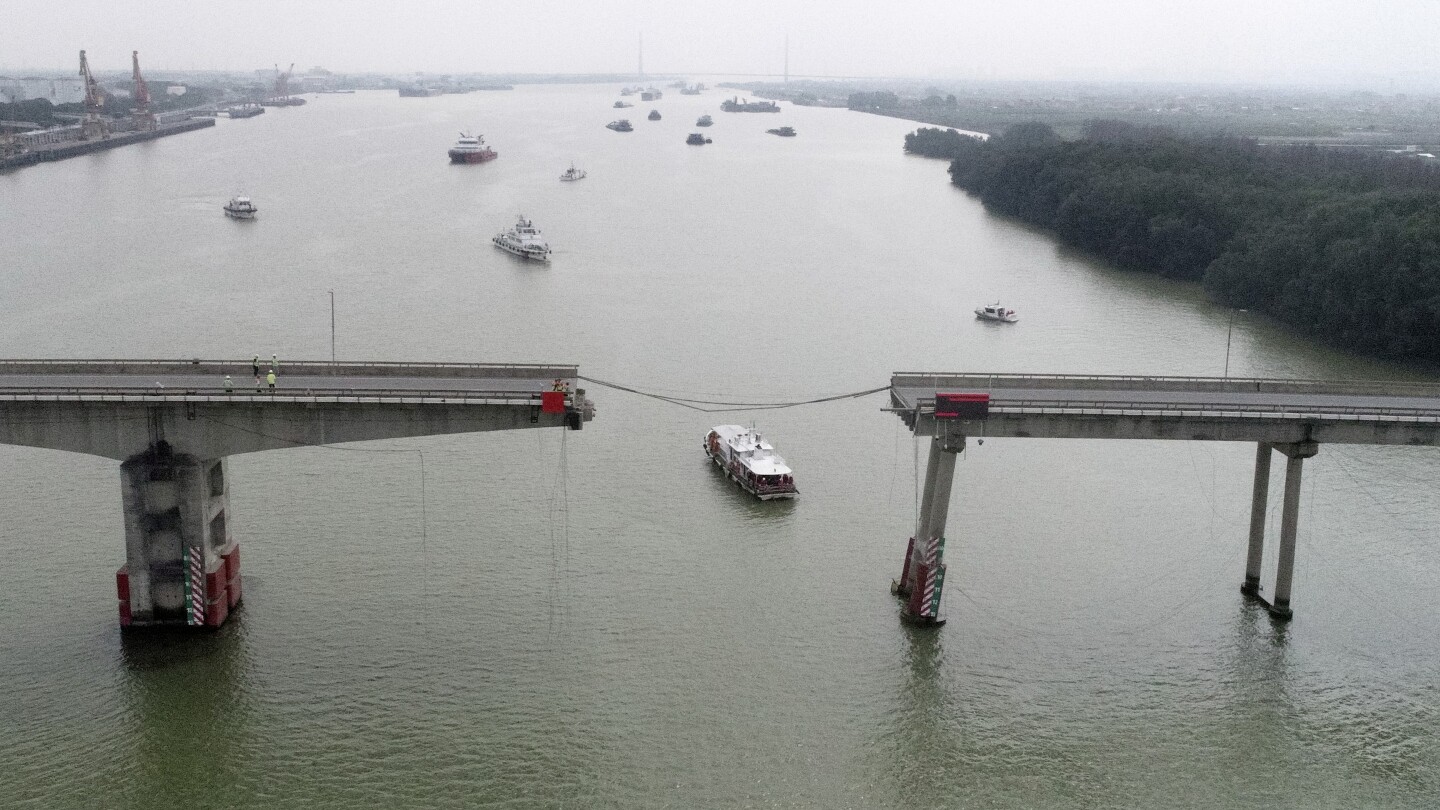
left=5, top=0, right=1439, bottom=89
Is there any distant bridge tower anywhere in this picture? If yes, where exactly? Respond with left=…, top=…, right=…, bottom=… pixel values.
left=78, top=49, right=109, bottom=141
left=131, top=51, right=157, bottom=132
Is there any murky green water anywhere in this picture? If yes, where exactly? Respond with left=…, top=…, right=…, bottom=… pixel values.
left=1, top=85, right=1437, bottom=808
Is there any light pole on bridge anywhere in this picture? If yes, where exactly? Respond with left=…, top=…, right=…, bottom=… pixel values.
left=328, top=289, right=335, bottom=364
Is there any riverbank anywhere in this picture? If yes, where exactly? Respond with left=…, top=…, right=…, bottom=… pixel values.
left=0, top=117, right=215, bottom=172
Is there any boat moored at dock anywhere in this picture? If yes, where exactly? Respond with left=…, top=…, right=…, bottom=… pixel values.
left=704, top=425, right=798, bottom=500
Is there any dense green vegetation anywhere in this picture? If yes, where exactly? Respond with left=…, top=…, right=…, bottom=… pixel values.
left=2, top=87, right=219, bottom=128
left=906, top=122, right=1440, bottom=363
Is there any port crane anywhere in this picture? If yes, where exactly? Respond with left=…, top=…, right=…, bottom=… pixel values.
left=131, top=51, right=156, bottom=131
left=273, top=63, right=294, bottom=100
left=78, top=49, right=109, bottom=140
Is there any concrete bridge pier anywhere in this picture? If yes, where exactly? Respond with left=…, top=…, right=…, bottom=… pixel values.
left=893, top=433, right=964, bottom=626
left=117, top=442, right=240, bottom=629
left=1240, top=440, right=1318, bottom=620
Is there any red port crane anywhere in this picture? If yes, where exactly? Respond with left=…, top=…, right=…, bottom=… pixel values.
left=78, top=49, right=109, bottom=140
left=131, top=50, right=156, bottom=131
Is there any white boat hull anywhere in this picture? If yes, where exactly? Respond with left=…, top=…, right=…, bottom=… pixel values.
left=974, top=308, right=1018, bottom=323
left=703, top=443, right=798, bottom=500
left=492, top=237, right=549, bottom=261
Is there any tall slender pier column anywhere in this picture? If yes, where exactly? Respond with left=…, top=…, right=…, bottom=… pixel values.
left=895, top=433, right=963, bottom=626
left=1242, top=443, right=1272, bottom=596
left=898, top=437, right=947, bottom=595
left=115, top=442, right=241, bottom=629
left=1269, top=442, right=1317, bottom=619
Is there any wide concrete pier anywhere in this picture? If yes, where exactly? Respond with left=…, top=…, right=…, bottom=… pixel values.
left=0, top=359, right=594, bottom=629
left=888, top=372, right=1440, bottom=624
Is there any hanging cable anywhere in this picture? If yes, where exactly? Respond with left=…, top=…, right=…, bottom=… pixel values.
left=578, top=375, right=888, bottom=412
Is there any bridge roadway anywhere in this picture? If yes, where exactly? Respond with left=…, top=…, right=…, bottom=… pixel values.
left=0, top=359, right=593, bottom=630
left=887, top=372, right=1440, bottom=625
left=889, top=372, right=1440, bottom=445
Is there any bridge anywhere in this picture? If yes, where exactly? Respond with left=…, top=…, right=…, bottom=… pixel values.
left=0, top=359, right=594, bottom=630
left=887, top=372, right=1440, bottom=624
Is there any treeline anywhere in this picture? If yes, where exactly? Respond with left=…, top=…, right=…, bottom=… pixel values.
left=906, top=121, right=1440, bottom=364
left=2, top=87, right=219, bottom=128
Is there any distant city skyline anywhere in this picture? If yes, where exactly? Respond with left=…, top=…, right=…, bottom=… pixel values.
left=4, top=0, right=1440, bottom=91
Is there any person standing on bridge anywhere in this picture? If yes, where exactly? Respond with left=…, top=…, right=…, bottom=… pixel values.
left=271, top=354, right=278, bottom=373
left=224, top=375, right=233, bottom=393
left=252, top=356, right=260, bottom=378
left=266, top=370, right=276, bottom=392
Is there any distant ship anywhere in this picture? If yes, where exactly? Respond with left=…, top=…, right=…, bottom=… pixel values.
left=648, top=109, right=662, bottom=121
left=614, top=100, right=634, bottom=108
left=606, top=119, right=633, bottom=132
left=398, top=86, right=443, bottom=97
left=560, top=163, right=587, bottom=181
left=641, top=88, right=663, bottom=101
left=686, top=133, right=712, bottom=145
left=448, top=133, right=498, bottom=164
left=681, top=83, right=705, bottom=95
left=696, top=114, right=713, bottom=127
left=721, top=97, right=781, bottom=113
left=223, top=195, right=257, bottom=220
left=766, top=126, right=797, bottom=137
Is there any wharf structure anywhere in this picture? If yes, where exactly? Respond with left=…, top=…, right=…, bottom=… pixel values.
left=0, top=115, right=213, bottom=171
left=888, top=373, right=1440, bottom=625
left=0, top=360, right=594, bottom=630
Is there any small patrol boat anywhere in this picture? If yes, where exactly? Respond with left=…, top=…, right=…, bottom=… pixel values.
left=223, top=196, right=257, bottom=219
left=974, top=302, right=1019, bottom=323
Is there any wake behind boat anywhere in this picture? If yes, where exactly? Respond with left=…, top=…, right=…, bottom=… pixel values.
left=492, top=215, right=551, bottom=262
left=975, top=302, right=1019, bottom=322
left=704, top=425, right=798, bottom=500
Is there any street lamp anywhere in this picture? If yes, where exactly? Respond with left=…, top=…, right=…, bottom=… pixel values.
left=328, top=289, right=335, bottom=364
left=1224, top=308, right=1247, bottom=379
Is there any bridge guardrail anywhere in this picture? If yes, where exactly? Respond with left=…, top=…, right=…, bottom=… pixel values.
left=0, top=386, right=572, bottom=403
left=889, top=398, right=1440, bottom=422
left=0, top=359, right=580, bottom=379
left=891, top=372, right=1440, bottom=399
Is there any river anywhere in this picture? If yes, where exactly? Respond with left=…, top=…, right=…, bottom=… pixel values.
left=1, top=84, right=1437, bottom=808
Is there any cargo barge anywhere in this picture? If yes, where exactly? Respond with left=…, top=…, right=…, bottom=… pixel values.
left=0, top=117, right=215, bottom=172
left=720, top=97, right=781, bottom=113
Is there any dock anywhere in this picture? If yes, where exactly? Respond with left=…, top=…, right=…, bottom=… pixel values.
left=0, top=117, right=215, bottom=172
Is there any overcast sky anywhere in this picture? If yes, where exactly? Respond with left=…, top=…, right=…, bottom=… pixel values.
left=5, top=0, right=1439, bottom=89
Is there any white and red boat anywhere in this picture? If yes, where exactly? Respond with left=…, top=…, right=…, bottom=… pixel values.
left=448, top=132, right=497, bottom=164
left=703, top=425, right=798, bottom=500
